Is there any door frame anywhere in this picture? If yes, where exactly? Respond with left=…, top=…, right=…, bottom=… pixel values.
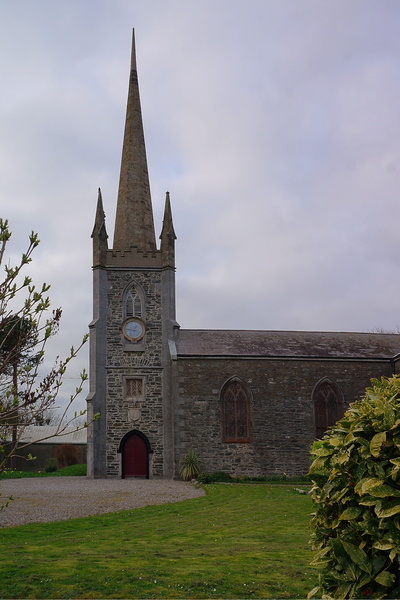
left=118, top=430, right=153, bottom=479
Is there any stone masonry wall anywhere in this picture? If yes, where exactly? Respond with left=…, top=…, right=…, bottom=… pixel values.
left=175, top=357, right=393, bottom=477
left=106, top=269, right=164, bottom=476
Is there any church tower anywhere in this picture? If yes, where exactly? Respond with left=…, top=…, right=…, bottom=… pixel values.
left=87, top=30, right=177, bottom=478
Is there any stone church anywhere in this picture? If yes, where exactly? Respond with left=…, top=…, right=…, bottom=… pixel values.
left=86, top=31, right=400, bottom=479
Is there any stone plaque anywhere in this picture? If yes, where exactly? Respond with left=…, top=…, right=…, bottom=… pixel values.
left=128, top=408, right=141, bottom=422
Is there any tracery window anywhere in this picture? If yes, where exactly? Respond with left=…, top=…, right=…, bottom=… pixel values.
left=124, top=285, right=143, bottom=320
left=222, top=378, right=252, bottom=443
left=125, top=378, right=144, bottom=400
left=313, top=379, right=344, bottom=439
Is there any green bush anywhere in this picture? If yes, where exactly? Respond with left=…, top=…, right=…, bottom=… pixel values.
left=197, top=471, right=234, bottom=484
left=44, top=457, right=57, bottom=473
left=308, top=375, right=400, bottom=599
left=197, top=471, right=310, bottom=484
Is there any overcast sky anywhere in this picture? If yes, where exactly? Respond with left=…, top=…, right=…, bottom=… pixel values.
left=1, top=0, right=400, bottom=415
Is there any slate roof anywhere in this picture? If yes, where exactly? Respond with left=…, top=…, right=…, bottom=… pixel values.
left=176, top=329, right=400, bottom=360
left=16, top=425, right=87, bottom=445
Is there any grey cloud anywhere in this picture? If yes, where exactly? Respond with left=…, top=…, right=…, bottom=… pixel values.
left=1, top=0, right=400, bottom=416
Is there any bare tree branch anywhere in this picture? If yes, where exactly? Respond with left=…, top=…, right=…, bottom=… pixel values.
left=0, top=219, right=98, bottom=477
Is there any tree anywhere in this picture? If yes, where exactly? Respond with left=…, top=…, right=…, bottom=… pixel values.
left=0, top=218, right=93, bottom=477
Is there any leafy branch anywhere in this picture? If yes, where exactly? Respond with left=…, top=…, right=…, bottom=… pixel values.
left=0, top=219, right=98, bottom=478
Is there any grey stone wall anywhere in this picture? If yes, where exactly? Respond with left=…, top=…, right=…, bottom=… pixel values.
left=175, top=357, right=394, bottom=477
left=105, top=269, right=164, bottom=476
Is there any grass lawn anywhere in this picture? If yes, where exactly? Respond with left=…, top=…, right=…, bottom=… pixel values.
left=0, top=464, right=87, bottom=478
left=0, top=483, right=317, bottom=599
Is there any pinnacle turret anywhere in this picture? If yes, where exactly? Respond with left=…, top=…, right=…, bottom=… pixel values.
left=92, top=188, right=108, bottom=266
left=160, top=191, right=177, bottom=268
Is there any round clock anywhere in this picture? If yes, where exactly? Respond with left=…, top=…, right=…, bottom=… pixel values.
left=122, top=317, right=145, bottom=342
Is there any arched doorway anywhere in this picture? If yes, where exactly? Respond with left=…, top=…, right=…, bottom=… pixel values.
left=119, top=431, right=152, bottom=478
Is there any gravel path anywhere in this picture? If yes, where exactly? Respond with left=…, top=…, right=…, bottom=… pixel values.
left=0, top=477, right=204, bottom=528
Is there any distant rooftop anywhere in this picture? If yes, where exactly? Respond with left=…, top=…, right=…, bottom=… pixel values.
left=16, top=425, right=87, bottom=445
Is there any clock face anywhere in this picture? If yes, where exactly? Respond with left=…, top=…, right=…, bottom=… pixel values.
left=122, top=318, right=145, bottom=341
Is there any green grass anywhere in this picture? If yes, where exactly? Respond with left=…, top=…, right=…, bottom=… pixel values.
left=0, top=484, right=316, bottom=599
left=0, top=463, right=86, bottom=478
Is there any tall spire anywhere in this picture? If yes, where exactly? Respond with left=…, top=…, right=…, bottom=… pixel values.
left=113, top=29, right=156, bottom=252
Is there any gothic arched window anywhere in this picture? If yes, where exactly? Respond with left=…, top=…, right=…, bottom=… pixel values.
left=313, top=379, right=344, bottom=439
left=124, top=284, right=143, bottom=320
left=222, top=378, right=252, bottom=443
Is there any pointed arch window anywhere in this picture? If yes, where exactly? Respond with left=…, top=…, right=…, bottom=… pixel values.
left=124, top=285, right=143, bottom=320
left=313, top=379, right=344, bottom=439
left=222, top=378, right=252, bottom=443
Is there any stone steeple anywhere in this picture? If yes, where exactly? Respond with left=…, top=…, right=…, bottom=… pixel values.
left=112, top=29, right=156, bottom=253
left=88, top=30, right=177, bottom=480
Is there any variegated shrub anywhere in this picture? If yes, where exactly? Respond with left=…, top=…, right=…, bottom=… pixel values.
left=308, top=375, right=400, bottom=599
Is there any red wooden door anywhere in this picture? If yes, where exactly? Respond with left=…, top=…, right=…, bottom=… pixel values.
left=123, top=434, right=148, bottom=477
